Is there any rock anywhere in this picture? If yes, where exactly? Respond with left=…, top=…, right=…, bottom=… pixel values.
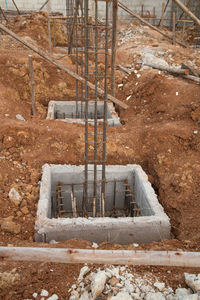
left=32, top=293, right=38, bottom=298
left=110, top=277, right=120, bottom=287
left=184, top=273, right=200, bottom=293
left=0, top=269, right=20, bottom=289
left=91, top=271, right=107, bottom=299
left=78, top=266, right=90, bottom=282
left=40, top=289, right=49, bottom=297
left=109, top=291, right=133, bottom=300
left=1, top=219, right=21, bottom=234
left=47, top=294, right=59, bottom=300
left=9, top=187, right=22, bottom=206
left=175, top=288, right=192, bottom=297
left=21, top=206, right=29, bottom=215
left=16, top=114, right=25, bottom=121
left=92, top=242, right=98, bottom=249
left=145, top=292, right=165, bottom=300
left=154, top=282, right=165, bottom=292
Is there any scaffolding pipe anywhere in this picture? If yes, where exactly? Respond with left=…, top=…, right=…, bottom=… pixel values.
left=0, top=23, right=128, bottom=109
left=173, top=0, right=200, bottom=27
left=1, top=247, right=200, bottom=267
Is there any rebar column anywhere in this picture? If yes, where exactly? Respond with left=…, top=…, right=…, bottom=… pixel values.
left=93, top=0, right=99, bottom=216
left=83, top=0, right=89, bottom=215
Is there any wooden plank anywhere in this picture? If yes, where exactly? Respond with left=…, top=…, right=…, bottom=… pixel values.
left=0, top=23, right=128, bottom=109
left=173, top=12, right=176, bottom=45
left=160, top=2, right=165, bottom=28
left=28, top=55, right=36, bottom=115
left=173, top=0, right=200, bottom=27
left=1, top=247, right=200, bottom=267
left=118, top=1, right=187, bottom=48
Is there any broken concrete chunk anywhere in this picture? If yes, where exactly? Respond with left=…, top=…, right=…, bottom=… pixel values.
left=175, top=288, right=192, bottom=297
left=91, top=271, right=107, bottom=299
left=184, top=273, right=200, bottom=293
left=110, top=277, right=120, bottom=287
left=47, top=294, right=59, bottom=300
left=179, top=295, right=199, bottom=300
left=78, top=266, right=90, bottom=283
left=79, top=291, right=92, bottom=300
left=142, top=53, right=169, bottom=69
left=109, top=291, right=133, bottom=300
left=154, top=282, right=165, bottom=292
left=145, top=292, right=165, bottom=300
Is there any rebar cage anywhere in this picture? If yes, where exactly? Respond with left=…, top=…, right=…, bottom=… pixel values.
left=52, top=0, right=120, bottom=218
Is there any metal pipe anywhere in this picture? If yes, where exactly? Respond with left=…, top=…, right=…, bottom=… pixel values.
left=101, top=0, right=109, bottom=206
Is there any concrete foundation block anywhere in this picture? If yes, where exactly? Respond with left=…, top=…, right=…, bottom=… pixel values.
left=46, top=101, right=121, bottom=126
left=35, top=164, right=171, bottom=244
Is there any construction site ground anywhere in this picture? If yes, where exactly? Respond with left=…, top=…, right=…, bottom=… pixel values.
left=0, top=13, right=200, bottom=299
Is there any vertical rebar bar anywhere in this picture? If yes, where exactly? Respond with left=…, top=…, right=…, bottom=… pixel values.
left=111, top=0, right=118, bottom=97
left=75, top=12, right=79, bottom=117
left=93, top=0, right=98, bottom=215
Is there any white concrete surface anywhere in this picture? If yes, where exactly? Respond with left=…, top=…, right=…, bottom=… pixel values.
left=35, top=164, right=171, bottom=244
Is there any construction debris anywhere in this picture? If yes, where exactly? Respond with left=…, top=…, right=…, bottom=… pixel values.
left=69, top=266, right=200, bottom=300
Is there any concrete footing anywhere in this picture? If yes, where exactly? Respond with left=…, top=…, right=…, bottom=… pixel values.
left=46, top=101, right=121, bottom=126
left=35, top=164, right=170, bottom=244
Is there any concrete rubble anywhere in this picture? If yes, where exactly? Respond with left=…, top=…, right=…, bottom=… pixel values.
left=68, top=266, right=200, bottom=300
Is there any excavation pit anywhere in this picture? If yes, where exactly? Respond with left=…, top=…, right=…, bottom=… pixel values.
left=46, top=101, right=121, bottom=126
left=35, top=164, right=170, bottom=244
